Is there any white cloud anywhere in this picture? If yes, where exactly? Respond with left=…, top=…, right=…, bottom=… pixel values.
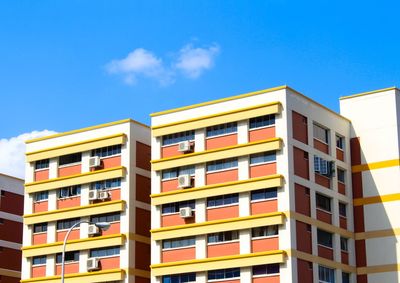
left=0, top=130, right=57, bottom=179
left=175, top=44, right=220, bottom=78
left=106, top=43, right=220, bottom=85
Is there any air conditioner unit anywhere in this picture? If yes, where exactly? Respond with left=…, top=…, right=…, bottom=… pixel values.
left=99, top=191, right=110, bottom=200
left=178, top=174, right=191, bottom=188
left=88, top=190, right=99, bottom=201
left=87, top=258, right=100, bottom=271
left=89, top=156, right=101, bottom=168
left=88, top=224, right=100, bottom=236
left=178, top=141, right=191, bottom=153
left=179, top=207, right=193, bottom=218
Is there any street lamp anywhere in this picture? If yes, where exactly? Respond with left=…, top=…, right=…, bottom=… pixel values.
left=61, top=220, right=110, bottom=283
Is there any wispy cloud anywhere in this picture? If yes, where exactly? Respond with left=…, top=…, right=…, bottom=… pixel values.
left=106, top=42, right=220, bottom=86
left=0, top=130, right=57, bottom=179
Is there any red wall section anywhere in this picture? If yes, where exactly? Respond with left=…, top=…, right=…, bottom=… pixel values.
left=58, top=164, right=81, bottom=177
left=313, top=139, right=329, bottom=154
left=338, top=182, right=346, bottom=195
left=101, top=222, right=120, bottom=236
left=0, top=247, right=21, bottom=270
left=251, top=237, right=279, bottom=252
left=0, top=191, right=23, bottom=216
left=340, top=216, right=347, bottom=229
left=33, top=201, right=48, bottom=213
left=136, top=207, right=150, bottom=236
left=206, top=134, right=237, bottom=150
left=207, top=206, right=239, bottom=221
left=341, top=251, right=349, bottom=264
left=161, top=179, right=179, bottom=193
left=336, top=148, right=344, bottom=161
left=318, top=245, right=334, bottom=260
left=162, top=144, right=185, bottom=159
left=355, top=240, right=367, bottom=267
left=99, top=256, right=120, bottom=270
left=31, top=266, right=46, bottom=278
left=294, top=183, right=310, bottom=216
left=162, top=247, right=196, bottom=262
left=161, top=213, right=195, bottom=227
left=0, top=219, right=22, bottom=243
left=207, top=242, right=240, bottom=258
left=135, top=276, right=151, bottom=283
left=253, top=276, right=280, bottom=283
left=57, top=196, right=80, bottom=209
left=250, top=200, right=277, bottom=215
left=0, top=275, right=21, bottom=283
left=249, top=163, right=276, bottom=178
left=101, top=155, right=121, bottom=169
left=135, top=241, right=150, bottom=270
left=57, top=229, right=79, bottom=242
left=297, top=259, right=313, bottom=283
left=293, top=147, right=309, bottom=180
left=296, top=221, right=312, bottom=254
left=136, top=174, right=151, bottom=204
left=314, top=174, right=330, bottom=189
left=34, top=169, right=49, bottom=181
left=136, top=142, right=151, bottom=171
left=249, top=127, right=276, bottom=142
left=32, top=233, right=47, bottom=245
left=292, top=111, right=308, bottom=144
left=55, top=262, right=79, bottom=275
left=206, top=169, right=238, bottom=185
left=316, top=209, right=332, bottom=224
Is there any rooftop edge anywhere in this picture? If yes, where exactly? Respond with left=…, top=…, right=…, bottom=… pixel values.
left=340, top=86, right=399, bottom=100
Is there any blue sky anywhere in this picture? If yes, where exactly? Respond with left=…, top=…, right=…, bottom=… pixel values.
left=0, top=0, right=399, bottom=177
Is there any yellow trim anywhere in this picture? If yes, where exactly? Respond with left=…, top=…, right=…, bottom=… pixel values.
left=352, top=159, right=400, bottom=173
left=357, top=263, right=400, bottom=275
left=26, top=118, right=149, bottom=144
left=26, top=134, right=126, bottom=162
left=24, top=200, right=125, bottom=225
left=152, top=102, right=281, bottom=137
left=151, top=174, right=283, bottom=205
left=151, top=85, right=287, bottom=117
left=128, top=233, right=151, bottom=244
left=151, top=250, right=286, bottom=276
left=151, top=138, right=282, bottom=171
left=285, top=211, right=354, bottom=239
left=127, top=268, right=151, bottom=278
left=25, top=166, right=126, bottom=193
left=151, top=212, right=285, bottom=241
left=356, top=228, right=400, bottom=240
left=287, top=250, right=356, bottom=273
left=0, top=268, right=20, bottom=278
left=22, top=234, right=125, bottom=257
left=20, top=268, right=125, bottom=283
left=340, top=86, right=399, bottom=100
left=353, top=193, right=400, bottom=206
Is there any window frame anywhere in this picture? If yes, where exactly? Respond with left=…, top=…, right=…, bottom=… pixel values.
left=317, top=229, right=333, bottom=249
left=162, top=273, right=196, bottom=283
left=56, top=251, right=79, bottom=264
left=162, top=131, right=195, bottom=147
left=316, top=193, right=332, bottom=212
left=58, top=185, right=81, bottom=199
left=162, top=236, right=196, bottom=250
left=206, top=158, right=238, bottom=173
left=206, top=122, right=238, bottom=138
left=56, top=218, right=80, bottom=231
left=249, top=151, right=276, bottom=166
left=251, top=225, right=279, bottom=239
left=207, top=193, right=239, bottom=208
left=252, top=263, right=280, bottom=277
left=313, top=123, right=329, bottom=144
left=89, top=246, right=120, bottom=258
left=91, top=178, right=121, bottom=190
left=32, top=256, right=47, bottom=266
left=207, top=231, right=239, bottom=245
left=91, top=212, right=120, bottom=224
left=34, top=191, right=49, bottom=202
left=34, top=159, right=50, bottom=170
left=59, top=153, right=82, bottom=167
left=161, top=200, right=196, bottom=215
left=336, top=134, right=344, bottom=150
left=250, top=188, right=278, bottom=202
left=161, top=166, right=195, bottom=181
left=249, top=114, right=276, bottom=130
left=207, top=268, right=240, bottom=281
left=91, top=144, right=121, bottom=158
left=318, top=265, right=335, bottom=283
left=33, top=223, right=48, bottom=234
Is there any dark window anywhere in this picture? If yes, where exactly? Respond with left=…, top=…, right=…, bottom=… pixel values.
left=313, top=124, right=329, bottom=144
left=250, top=151, right=276, bottom=165
left=162, top=200, right=195, bottom=214
left=207, top=194, right=238, bottom=207
left=91, top=144, right=121, bottom=157
left=32, top=256, right=46, bottom=265
left=58, top=185, right=81, bottom=198
left=57, top=218, right=80, bottom=230
left=206, top=122, right=237, bottom=137
left=90, top=246, right=120, bottom=258
left=252, top=263, right=280, bottom=275
left=162, top=131, right=195, bottom=146
left=206, top=158, right=238, bottom=172
left=317, top=229, right=332, bottom=248
left=56, top=251, right=79, bottom=263
left=251, top=188, right=277, bottom=201
left=319, top=265, right=335, bottom=283
left=339, top=203, right=347, bottom=217
left=208, top=268, right=240, bottom=280
left=340, top=237, right=348, bottom=252
left=0, top=190, right=4, bottom=197
left=0, top=218, right=3, bottom=224
left=208, top=231, right=239, bottom=243
left=337, top=168, right=345, bottom=183
left=336, top=135, right=344, bottom=149
left=34, top=191, right=48, bottom=202
left=59, top=153, right=82, bottom=166
left=316, top=193, right=331, bottom=212
left=162, top=273, right=196, bottom=283
left=249, top=114, right=275, bottom=129
left=342, top=272, right=350, bottom=283
left=162, top=166, right=195, bottom=180
left=162, top=237, right=195, bottom=249
left=33, top=223, right=48, bottom=233
left=35, top=159, right=49, bottom=170
left=91, top=212, right=120, bottom=224
left=252, top=225, right=278, bottom=238
left=91, top=178, right=121, bottom=190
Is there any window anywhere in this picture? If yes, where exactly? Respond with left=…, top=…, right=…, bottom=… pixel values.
left=250, top=151, right=276, bottom=165
left=206, top=122, right=237, bottom=137
left=313, top=124, right=329, bottom=144
left=316, top=193, right=331, bottom=212
left=33, top=223, right=47, bottom=233
left=32, top=256, right=46, bottom=266
left=91, top=212, right=120, bottom=224
left=314, top=156, right=334, bottom=177
left=58, top=185, right=81, bottom=198
left=339, top=202, right=347, bottom=217
left=162, top=131, right=195, bottom=146
left=91, top=145, right=121, bottom=157
left=206, top=158, right=238, bottom=172
left=340, top=237, right=348, bottom=252
left=319, top=265, right=335, bottom=283
left=59, top=153, right=82, bottom=166
left=162, top=166, right=195, bottom=180
left=162, top=273, right=196, bottom=283
left=57, top=218, right=80, bottom=230
left=342, top=272, right=350, bottom=283
left=249, top=114, right=275, bottom=129
left=162, top=237, right=195, bottom=249
left=208, top=231, right=239, bottom=243
left=162, top=200, right=195, bottom=214
left=56, top=251, right=79, bottom=264
left=208, top=268, right=240, bottom=281
left=91, top=178, right=121, bottom=190
left=251, top=188, right=277, bottom=201
left=207, top=194, right=238, bottom=207
left=252, top=225, right=278, bottom=238
left=336, top=135, right=344, bottom=150
left=34, top=191, right=48, bottom=202
left=317, top=229, right=333, bottom=248
left=35, top=159, right=49, bottom=170
left=252, top=263, right=280, bottom=276
left=0, top=218, right=3, bottom=224
left=337, top=168, right=345, bottom=183
left=0, top=190, right=4, bottom=197
left=90, top=246, right=120, bottom=258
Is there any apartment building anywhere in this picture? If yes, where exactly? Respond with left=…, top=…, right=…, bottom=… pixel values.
left=150, top=85, right=363, bottom=283
left=0, top=173, right=24, bottom=283
left=21, top=119, right=151, bottom=283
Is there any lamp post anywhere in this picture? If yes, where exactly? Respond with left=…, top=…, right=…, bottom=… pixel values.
left=61, top=220, right=110, bottom=283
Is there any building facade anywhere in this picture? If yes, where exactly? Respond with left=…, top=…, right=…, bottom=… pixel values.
left=150, top=85, right=399, bottom=283
left=0, top=173, right=24, bottom=283
left=21, top=119, right=151, bottom=283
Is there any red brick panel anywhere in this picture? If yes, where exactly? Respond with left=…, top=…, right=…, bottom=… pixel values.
left=136, top=142, right=151, bottom=171
left=297, top=259, right=313, bottom=283
left=0, top=219, right=22, bottom=243
left=136, top=207, right=150, bottom=236
left=296, top=221, right=312, bottom=254
left=294, top=184, right=310, bottom=216
left=0, top=191, right=23, bottom=216
left=135, top=241, right=150, bottom=270
left=136, top=174, right=151, bottom=204
left=0, top=247, right=21, bottom=270
left=292, top=111, right=308, bottom=144
left=293, top=147, right=309, bottom=180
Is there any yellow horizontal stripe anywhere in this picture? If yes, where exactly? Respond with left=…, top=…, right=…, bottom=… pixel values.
left=151, top=250, right=286, bottom=276
left=22, top=234, right=125, bottom=257
left=356, top=228, right=400, bottom=240
left=151, top=174, right=283, bottom=205
left=128, top=233, right=151, bottom=244
left=127, top=268, right=151, bottom=278
left=24, top=200, right=125, bottom=225
left=0, top=268, right=20, bottom=278
left=353, top=193, right=400, bottom=206
left=20, top=268, right=125, bottom=283
left=152, top=138, right=282, bottom=171
left=26, top=118, right=149, bottom=144
left=25, top=166, right=126, bottom=193
left=357, top=263, right=400, bottom=275
left=340, top=86, right=398, bottom=100
left=26, top=133, right=126, bottom=162
left=352, top=159, right=400, bottom=173
left=151, top=212, right=285, bottom=241
left=152, top=102, right=281, bottom=137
